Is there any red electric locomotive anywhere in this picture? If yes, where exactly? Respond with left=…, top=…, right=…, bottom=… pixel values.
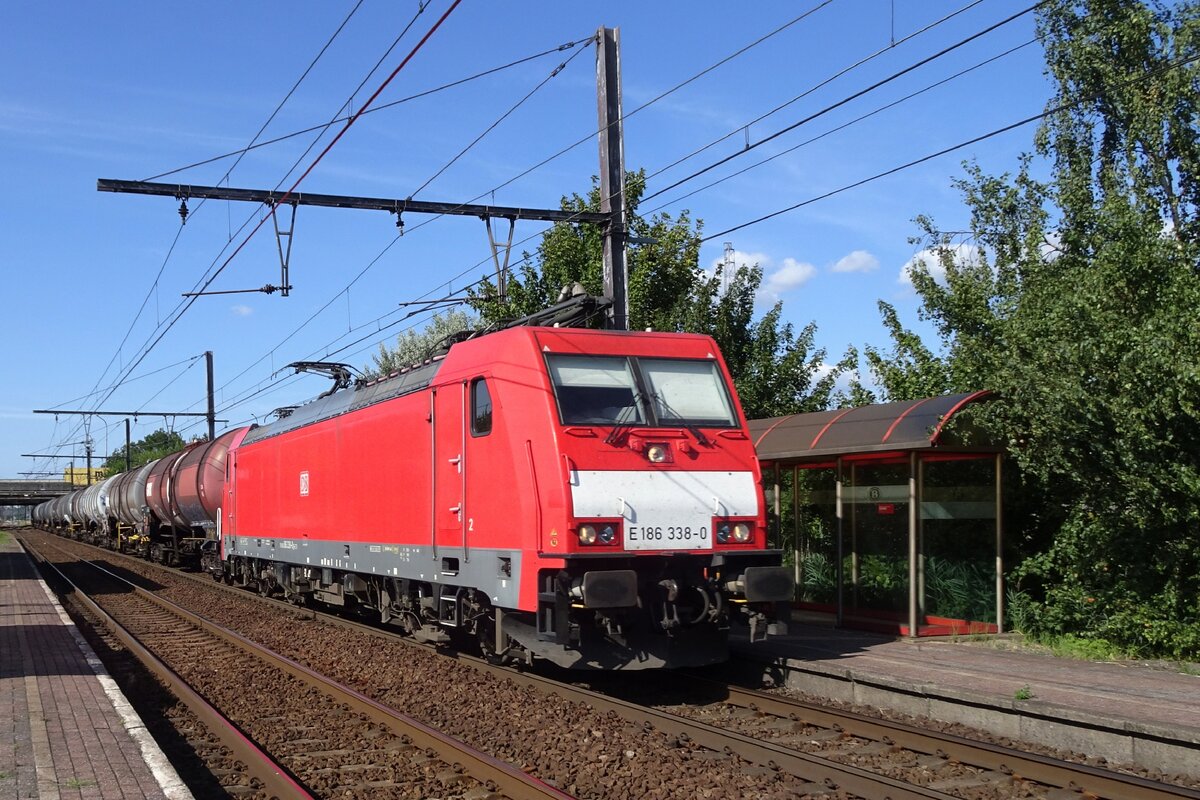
left=216, top=325, right=792, bottom=668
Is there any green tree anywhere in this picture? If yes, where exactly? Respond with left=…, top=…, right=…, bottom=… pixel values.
left=468, top=170, right=839, bottom=418
left=367, top=310, right=475, bottom=377
left=868, top=0, right=1200, bottom=657
left=102, top=428, right=186, bottom=475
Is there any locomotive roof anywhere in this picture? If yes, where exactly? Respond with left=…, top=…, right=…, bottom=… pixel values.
left=241, top=358, right=444, bottom=445
left=238, top=326, right=725, bottom=446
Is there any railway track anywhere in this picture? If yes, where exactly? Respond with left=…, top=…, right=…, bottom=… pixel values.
left=23, top=534, right=571, bottom=800
left=23, top=531, right=1200, bottom=800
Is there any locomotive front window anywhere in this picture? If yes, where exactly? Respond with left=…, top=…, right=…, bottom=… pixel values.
left=547, top=354, right=737, bottom=428
left=547, top=355, right=646, bottom=425
left=640, top=358, right=737, bottom=427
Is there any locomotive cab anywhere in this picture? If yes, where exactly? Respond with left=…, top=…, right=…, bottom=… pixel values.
left=484, top=329, right=793, bottom=669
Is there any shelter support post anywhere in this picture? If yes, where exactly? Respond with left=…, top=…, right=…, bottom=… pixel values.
left=792, top=465, right=801, bottom=594
left=773, top=464, right=781, bottom=543
left=908, top=451, right=919, bottom=638
left=835, top=457, right=844, bottom=627
left=849, top=462, right=858, bottom=607
left=917, top=455, right=926, bottom=623
left=995, top=453, right=1004, bottom=633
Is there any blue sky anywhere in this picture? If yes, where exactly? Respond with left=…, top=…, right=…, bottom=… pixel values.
left=1, top=1, right=1051, bottom=478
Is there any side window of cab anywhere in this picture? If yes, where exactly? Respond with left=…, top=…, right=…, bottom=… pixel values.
left=471, top=378, right=492, bottom=437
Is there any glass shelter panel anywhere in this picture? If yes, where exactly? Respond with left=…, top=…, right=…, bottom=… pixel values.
left=921, top=457, right=998, bottom=628
left=793, top=466, right=839, bottom=605
left=845, top=461, right=910, bottom=617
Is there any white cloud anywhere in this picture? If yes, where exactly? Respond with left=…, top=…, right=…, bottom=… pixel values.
left=231, top=304, right=253, bottom=317
left=709, top=249, right=817, bottom=306
left=1040, top=231, right=1064, bottom=261
left=899, top=243, right=983, bottom=287
left=764, top=258, right=818, bottom=295
left=831, top=249, right=879, bottom=273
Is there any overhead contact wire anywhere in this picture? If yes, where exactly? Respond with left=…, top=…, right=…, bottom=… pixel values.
left=643, top=38, right=1039, bottom=218
left=643, top=0, right=985, bottom=184
left=409, top=40, right=592, bottom=198
left=53, top=0, right=461, bottom=456
left=142, top=37, right=596, bottom=183
left=701, top=51, right=1200, bottom=241
left=642, top=1, right=1049, bottom=203
left=173, top=4, right=839, bottom=420
left=59, top=0, right=371, bottom=447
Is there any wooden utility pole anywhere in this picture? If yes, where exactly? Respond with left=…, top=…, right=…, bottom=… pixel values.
left=596, top=26, right=629, bottom=331
left=206, top=350, right=216, bottom=441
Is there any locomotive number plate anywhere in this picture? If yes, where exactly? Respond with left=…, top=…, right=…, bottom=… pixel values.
left=625, top=524, right=709, bottom=550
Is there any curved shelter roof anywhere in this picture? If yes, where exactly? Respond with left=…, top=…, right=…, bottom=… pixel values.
left=749, top=390, right=994, bottom=463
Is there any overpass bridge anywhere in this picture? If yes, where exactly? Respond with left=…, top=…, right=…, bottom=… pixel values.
left=0, top=479, right=73, bottom=507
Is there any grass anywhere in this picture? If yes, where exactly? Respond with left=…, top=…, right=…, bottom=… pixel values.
left=1013, top=685, right=1033, bottom=701
left=65, top=778, right=97, bottom=789
left=1040, top=634, right=1130, bottom=662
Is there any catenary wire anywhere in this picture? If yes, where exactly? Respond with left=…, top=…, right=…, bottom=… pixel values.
left=643, top=38, right=1039, bottom=218
left=700, top=50, right=1200, bottom=242
left=75, top=1, right=993, bottom=438
left=141, top=37, right=596, bottom=183
left=409, top=38, right=592, bottom=198
left=644, top=0, right=986, bottom=185
left=172, top=3, right=839, bottom=413
left=215, top=42, right=1200, bottom=425
left=42, top=354, right=206, bottom=411
left=47, top=0, right=377, bottom=453
left=642, top=1, right=1049, bottom=204
left=42, top=1, right=457, bottom=457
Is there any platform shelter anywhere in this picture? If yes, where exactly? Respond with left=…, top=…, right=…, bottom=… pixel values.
left=748, top=391, right=1003, bottom=637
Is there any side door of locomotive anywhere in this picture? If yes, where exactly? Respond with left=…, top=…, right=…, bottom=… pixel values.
left=432, top=381, right=466, bottom=557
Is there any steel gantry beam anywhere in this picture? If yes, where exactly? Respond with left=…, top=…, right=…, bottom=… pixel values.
left=97, top=179, right=610, bottom=225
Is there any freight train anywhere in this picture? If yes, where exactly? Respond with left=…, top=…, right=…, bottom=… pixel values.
left=33, top=324, right=793, bottom=669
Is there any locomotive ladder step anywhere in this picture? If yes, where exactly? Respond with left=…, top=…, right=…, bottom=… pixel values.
left=439, top=592, right=460, bottom=626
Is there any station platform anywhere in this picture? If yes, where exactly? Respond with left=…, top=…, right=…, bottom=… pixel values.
left=0, top=531, right=191, bottom=800
left=730, top=613, right=1200, bottom=779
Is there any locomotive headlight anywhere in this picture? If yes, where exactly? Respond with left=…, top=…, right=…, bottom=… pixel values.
left=578, top=524, right=598, bottom=545
left=646, top=444, right=668, bottom=463
left=732, top=522, right=752, bottom=543
left=597, top=524, right=616, bottom=544
left=716, top=522, right=732, bottom=543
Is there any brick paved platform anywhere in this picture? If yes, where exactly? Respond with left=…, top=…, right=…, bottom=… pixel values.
left=0, top=532, right=192, bottom=800
left=731, top=614, right=1200, bottom=777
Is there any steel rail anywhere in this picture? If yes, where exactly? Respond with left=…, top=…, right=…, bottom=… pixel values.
left=39, top=534, right=1200, bottom=800
left=692, top=675, right=1200, bottom=800
left=23, top=534, right=573, bottom=800
left=41, top=539, right=957, bottom=800
left=22, top=538, right=314, bottom=800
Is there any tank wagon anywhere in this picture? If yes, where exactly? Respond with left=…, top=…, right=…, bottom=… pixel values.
left=37, top=326, right=793, bottom=669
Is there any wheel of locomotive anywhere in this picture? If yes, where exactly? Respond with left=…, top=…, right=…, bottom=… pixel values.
left=149, top=543, right=163, bottom=564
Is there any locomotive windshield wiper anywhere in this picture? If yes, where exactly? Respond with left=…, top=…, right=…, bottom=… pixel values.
left=650, top=392, right=711, bottom=447
left=604, top=393, right=644, bottom=446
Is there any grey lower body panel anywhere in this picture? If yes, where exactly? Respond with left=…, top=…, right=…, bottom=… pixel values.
left=223, top=535, right=522, bottom=610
